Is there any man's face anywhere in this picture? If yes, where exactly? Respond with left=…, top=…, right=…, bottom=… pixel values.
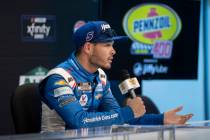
left=89, top=41, right=116, bottom=70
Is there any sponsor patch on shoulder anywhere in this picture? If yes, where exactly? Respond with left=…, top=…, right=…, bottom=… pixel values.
left=54, top=80, right=68, bottom=86
left=59, top=97, right=76, bottom=107
left=54, top=86, right=73, bottom=97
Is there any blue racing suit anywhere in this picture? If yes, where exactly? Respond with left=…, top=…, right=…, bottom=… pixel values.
left=39, top=52, right=164, bottom=129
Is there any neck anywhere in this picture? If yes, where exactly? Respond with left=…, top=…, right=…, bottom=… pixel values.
left=76, top=54, right=98, bottom=73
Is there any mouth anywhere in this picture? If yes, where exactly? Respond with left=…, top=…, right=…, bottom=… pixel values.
left=108, top=57, right=113, bottom=63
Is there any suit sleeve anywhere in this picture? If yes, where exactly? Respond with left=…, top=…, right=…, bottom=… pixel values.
left=41, top=75, right=135, bottom=129
left=128, top=114, right=164, bottom=125
left=98, top=81, right=164, bottom=125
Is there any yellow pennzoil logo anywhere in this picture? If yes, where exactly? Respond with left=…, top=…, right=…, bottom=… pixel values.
left=123, top=4, right=182, bottom=59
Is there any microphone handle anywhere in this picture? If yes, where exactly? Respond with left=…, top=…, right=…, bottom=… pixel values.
left=130, top=89, right=136, bottom=98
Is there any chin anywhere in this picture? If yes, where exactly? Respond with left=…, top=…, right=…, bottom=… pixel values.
left=102, top=65, right=111, bottom=70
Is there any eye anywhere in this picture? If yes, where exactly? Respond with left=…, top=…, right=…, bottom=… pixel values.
left=105, top=43, right=113, bottom=47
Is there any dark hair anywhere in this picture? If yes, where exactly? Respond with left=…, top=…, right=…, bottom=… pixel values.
left=75, top=42, right=99, bottom=56
left=75, top=46, right=83, bottom=56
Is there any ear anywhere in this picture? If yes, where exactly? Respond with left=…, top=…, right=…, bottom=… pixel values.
left=83, top=42, right=94, bottom=55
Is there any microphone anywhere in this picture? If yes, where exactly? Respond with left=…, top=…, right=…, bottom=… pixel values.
left=118, top=69, right=140, bottom=98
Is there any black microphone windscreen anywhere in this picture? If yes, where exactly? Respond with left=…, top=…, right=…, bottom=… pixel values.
left=119, top=69, right=130, bottom=81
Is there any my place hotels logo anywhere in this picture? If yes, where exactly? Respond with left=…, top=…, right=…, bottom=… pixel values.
left=21, top=15, right=56, bottom=42
left=19, top=66, right=48, bottom=85
left=123, top=3, right=182, bottom=59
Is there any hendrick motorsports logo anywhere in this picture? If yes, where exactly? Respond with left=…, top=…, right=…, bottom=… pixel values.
left=19, top=66, right=48, bottom=85
left=123, top=4, right=181, bottom=59
left=21, top=15, right=56, bottom=42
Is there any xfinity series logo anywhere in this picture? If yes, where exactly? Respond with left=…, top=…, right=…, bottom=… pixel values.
left=27, top=23, right=50, bottom=37
left=21, top=15, right=56, bottom=42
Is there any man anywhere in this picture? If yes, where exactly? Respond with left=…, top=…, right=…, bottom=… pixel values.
left=39, top=21, right=193, bottom=129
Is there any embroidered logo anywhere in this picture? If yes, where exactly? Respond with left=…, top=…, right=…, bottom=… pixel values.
left=79, top=94, right=88, bottom=106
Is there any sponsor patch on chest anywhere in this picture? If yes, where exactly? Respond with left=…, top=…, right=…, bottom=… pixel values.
left=95, top=83, right=103, bottom=92
left=77, top=82, right=92, bottom=91
left=95, top=93, right=103, bottom=100
left=79, top=94, right=88, bottom=106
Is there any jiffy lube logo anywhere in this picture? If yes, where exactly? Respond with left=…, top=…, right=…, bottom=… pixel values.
left=123, top=4, right=182, bottom=59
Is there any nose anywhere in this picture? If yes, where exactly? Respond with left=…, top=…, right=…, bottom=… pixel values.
left=111, top=47, right=116, bottom=55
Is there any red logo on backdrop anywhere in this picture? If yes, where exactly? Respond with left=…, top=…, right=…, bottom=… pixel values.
left=73, top=20, right=86, bottom=33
